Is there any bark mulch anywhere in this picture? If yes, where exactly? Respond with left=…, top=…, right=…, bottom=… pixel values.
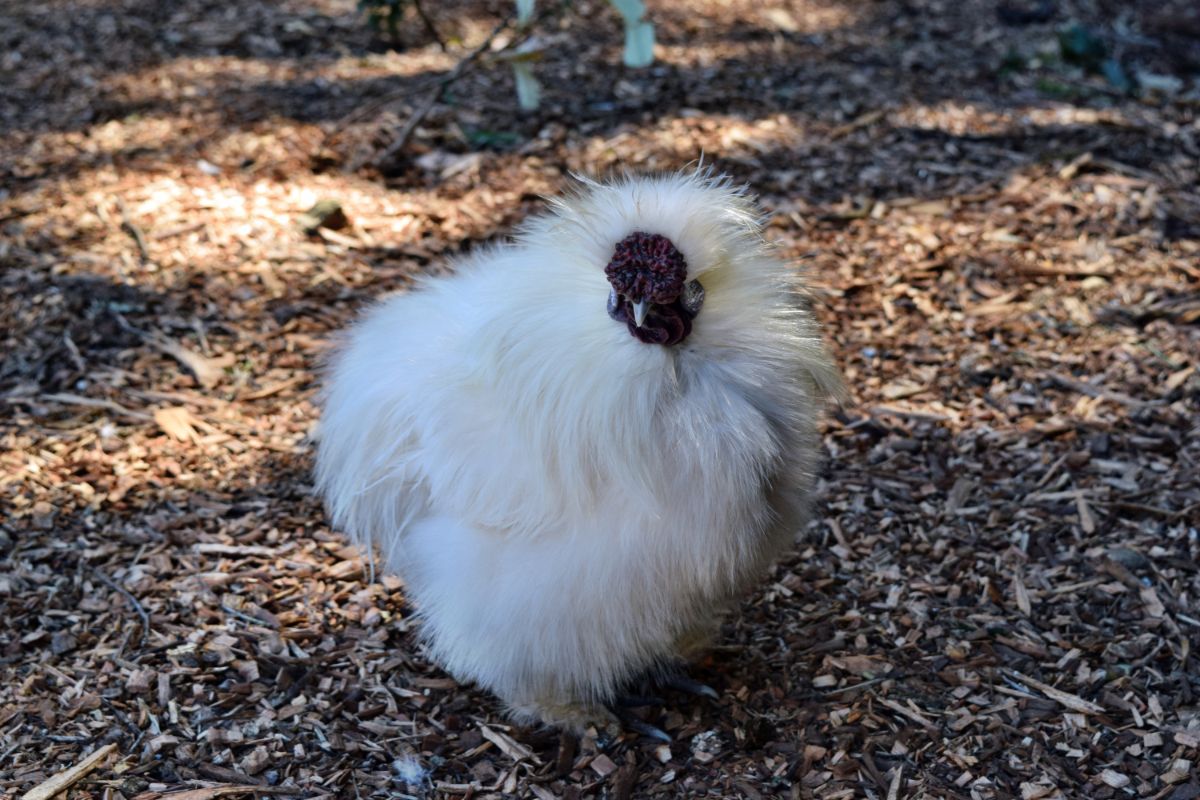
left=2, top=0, right=1199, bottom=797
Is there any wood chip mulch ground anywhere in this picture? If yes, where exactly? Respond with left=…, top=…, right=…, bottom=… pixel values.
left=2, top=0, right=1199, bottom=797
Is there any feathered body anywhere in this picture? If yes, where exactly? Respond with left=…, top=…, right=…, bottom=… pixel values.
left=316, top=171, right=840, bottom=729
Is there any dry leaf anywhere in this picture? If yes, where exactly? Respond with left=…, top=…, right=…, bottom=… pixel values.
left=151, top=336, right=233, bottom=389
left=154, top=406, right=200, bottom=442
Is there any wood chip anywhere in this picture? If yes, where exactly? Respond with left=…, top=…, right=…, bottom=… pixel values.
left=1098, top=769, right=1129, bottom=788
left=479, top=725, right=538, bottom=764
left=4, top=3, right=1197, bottom=798
left=1002, top=669, right=1105, bottom=715
left=21, top=743, right=117, bottom=800
left=131, top=787, right=294, bottom=800
left=589, top=753, right=618, bottom=777
left=877, top=698, right=938, bottom=731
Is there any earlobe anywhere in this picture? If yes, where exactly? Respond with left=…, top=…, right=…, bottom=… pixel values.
left=680, top=279, right=705, bottom=318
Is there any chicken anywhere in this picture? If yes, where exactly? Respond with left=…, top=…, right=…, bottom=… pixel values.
left=315, top=170, right=841, bottom=733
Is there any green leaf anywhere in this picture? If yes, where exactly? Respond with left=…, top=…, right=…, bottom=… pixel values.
left=1100, top=58, right=1132, bottom=93
left=998, top=48, right=1025, bottom=76
left=516, top=0, right=535, bottom=25
left=623, top=20, right=654, bottom=67
left=1058, top=23, right=1106, bottom=69
left=608, top=0, right=645, bottom=21
left=512, top=62, right=542, bottom=111
left=608, top=0, right=654, bottom=67
left=1035, top=77, right=1079, bottom=99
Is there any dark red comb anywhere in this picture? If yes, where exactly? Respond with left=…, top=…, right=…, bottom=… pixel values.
left=604, top=232, right=688, bottom=303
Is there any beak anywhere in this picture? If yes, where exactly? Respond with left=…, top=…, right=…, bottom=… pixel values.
left=632, top=298, right=650, bottom=327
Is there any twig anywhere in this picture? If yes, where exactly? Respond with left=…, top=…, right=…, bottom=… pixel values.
left=111, top=310, right=228, bottom=389
left=24, top=393, right=153, bottom=422
left=21, top=742, right=117, bottom=800
left=133, top=786, right=297, bottom=799
left=1043, top=371, right=1162, bottom=409
left=369, top=15, right=513, bottom=169
left=870, top=405, right=951, bottom=423
left=325, top=75, right=444, bottom=140
left=411, top=0, right=446, bottom=51
left=828, top=109, right=886, bottom=140
left=238, top=375, right=309, bottom=402
left=346, top=0, right=574, bottom=167
left=221, top=603, right=279, bottom=629
left=88, top=565, right=152, bottom=643
left=823, top=675, right=892, bottom=695
left=876, top=697, right=939, bottom=732
left=1032, top=451, right=1071, bottom=490
left=1000, top=668, right=1104, bottom=715
left=279, top=665, right=319, bottom=704
left=151, top=220, right=206, bottom=240
left=101, top=696, right=145, bottom=748
left=115, top=197, right=151, bottom=264
left=195, top=543, right=278, bottom=557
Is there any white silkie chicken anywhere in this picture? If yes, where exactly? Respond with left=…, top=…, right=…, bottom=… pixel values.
left=316, top=170, right=841, bottom=734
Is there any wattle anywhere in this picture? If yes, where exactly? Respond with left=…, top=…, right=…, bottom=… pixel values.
left=610, top=297, right=694, bottom=346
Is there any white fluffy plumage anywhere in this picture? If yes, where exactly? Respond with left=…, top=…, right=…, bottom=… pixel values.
left=315, top=170, right=841, bottom=730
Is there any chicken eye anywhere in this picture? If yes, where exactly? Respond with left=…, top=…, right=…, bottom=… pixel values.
left=680, top=279, right=705, bottom=317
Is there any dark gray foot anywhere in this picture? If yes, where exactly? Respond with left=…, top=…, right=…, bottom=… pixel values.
left=614, top=692, right=664, bottom=708
left=602, top=666, right=719, bottom=743
left=608, top=706, right=672, bottom=743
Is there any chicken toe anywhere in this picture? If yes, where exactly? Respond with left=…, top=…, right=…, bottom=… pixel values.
left=660, top=672, right=720, bottom=700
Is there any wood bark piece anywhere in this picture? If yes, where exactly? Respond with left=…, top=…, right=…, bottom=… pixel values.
left=21, top=743, right=117, bottom=800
